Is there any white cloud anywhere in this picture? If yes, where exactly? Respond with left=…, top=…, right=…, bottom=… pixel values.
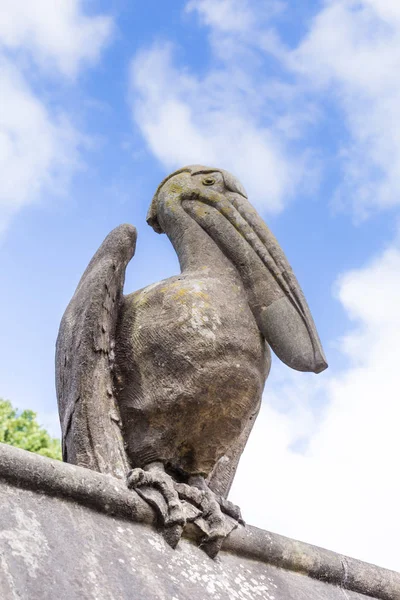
left=291, top=0, right=400, bottom=216
left=186, top=0, right=253, bottom=33
left=130, top=6, right=315, bottom=215
left=232, top=241, right=400, bottom=571
left=0, top=0, right=113, bottom=78
left=0, top=0, right=113, bottom=232
left=177, top=0, right=400, bottom=218
left=186, top=0, right=282, bottom=35
left=131, top=0, right=400, bottom=217
left=0, top=59, right=83, bottom=234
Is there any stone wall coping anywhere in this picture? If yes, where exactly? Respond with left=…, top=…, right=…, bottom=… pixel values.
left=0, top=442, right=398, bottom=600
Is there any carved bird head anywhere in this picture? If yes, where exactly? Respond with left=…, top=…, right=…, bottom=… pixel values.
left=148, top=165, right=328, bottom=375
left=147, top=165, right=247, bottom=233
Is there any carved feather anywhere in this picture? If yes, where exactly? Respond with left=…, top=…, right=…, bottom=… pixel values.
left=55, top=224, right=136, bottom=479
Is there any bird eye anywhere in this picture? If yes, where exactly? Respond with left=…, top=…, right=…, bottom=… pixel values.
left=202, top=177, right=215, bottom=186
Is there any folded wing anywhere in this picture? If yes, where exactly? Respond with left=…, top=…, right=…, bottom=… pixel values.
left=55, top=224, right=136, bottom=478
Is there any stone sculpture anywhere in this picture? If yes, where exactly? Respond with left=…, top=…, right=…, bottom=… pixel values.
left=56, top=165, right=327, bottom=557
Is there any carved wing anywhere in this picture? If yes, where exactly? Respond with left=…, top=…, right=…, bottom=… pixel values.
left=55, top=224, right=137, bottom=479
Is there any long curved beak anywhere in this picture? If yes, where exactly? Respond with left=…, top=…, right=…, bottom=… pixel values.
left=183, top=191, right=328, bottom=374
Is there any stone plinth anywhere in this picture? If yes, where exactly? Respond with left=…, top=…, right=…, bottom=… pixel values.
left=0, top=443, right=398, bottom=600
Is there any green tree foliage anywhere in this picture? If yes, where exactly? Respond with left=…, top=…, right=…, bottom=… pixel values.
left=0, top=398, right=62, bottom=460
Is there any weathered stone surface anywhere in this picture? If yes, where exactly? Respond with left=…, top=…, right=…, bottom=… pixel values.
left=1, top=444, right=398, bottom=600
left=55, top=165, right=329, bottom=550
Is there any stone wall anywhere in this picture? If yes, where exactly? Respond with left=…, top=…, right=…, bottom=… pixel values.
left=0, top=443, right=398, bottom=600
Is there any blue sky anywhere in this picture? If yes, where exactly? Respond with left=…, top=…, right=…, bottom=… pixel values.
left=1, top=0, right=400, bottom=571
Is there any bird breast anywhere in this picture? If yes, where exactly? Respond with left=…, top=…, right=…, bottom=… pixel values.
left=114, top=270, right=269, bottom=475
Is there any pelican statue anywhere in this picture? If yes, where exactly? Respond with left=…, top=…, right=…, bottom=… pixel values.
left=56, top=165, right=327, bottom=557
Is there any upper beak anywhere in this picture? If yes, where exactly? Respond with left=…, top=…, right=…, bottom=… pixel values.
left=182, top=190, right=328, bottom=374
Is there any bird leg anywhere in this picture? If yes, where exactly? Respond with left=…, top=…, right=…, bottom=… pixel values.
left=126, top=462, right=186, bottom=548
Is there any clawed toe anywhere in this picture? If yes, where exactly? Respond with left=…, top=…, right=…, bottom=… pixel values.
left=126, top=466, right=242, bottom=556
left=163, top=523, right=184, bottom=549
left=126, top=468, right=147, bottom=488
left=175, top=479, right=241, bottom=545
left=126, top=464, right=186, bottom=545
left=218, top=496, right=245, bottom=525
left=200, top=535, right=225, bottom=559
